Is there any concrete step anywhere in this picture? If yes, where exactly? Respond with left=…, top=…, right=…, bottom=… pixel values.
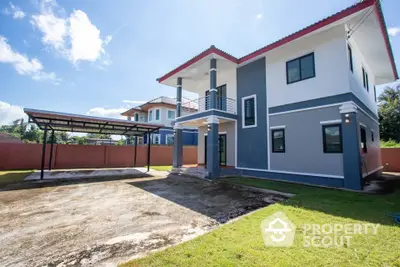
left=171, top=168, right=208, bottom=179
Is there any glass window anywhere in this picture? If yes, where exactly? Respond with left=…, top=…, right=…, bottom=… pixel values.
left=286, top=53, right=315, bottom=84
left=348, top=45, right=353, bottom=72
left=155, top=109, right=160, bottom=120
left=152, top=134, right=160, bottom=145
left=166, top=135, right=174, bottom=145
left=134, top=113, right=139, bottom=121
left=371, top=131, right=374, bottom=142
left=148, top=110, right=153, bottom=121
left=323, top=125, right=342, bottom=153
left=167, top=110, right=175, bottom=119
left=272, top=129, right=285, bottom=153
left=360, top=127, right=367, bottom=153
left=362, top=67, right=369, bottom=91
left=243, top=96, right=256, bottom=127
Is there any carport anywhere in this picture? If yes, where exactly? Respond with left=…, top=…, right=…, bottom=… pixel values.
left=24, top=108, right=163, bottom=179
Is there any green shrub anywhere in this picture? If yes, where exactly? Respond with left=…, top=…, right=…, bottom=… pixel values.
left=381, top=139, right=400, bottom=148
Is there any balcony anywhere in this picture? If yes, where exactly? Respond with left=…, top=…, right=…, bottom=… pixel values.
left=181, top=96, right=236, bottom=115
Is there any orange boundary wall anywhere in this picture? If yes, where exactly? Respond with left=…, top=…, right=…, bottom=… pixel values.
left=0, top=143, right=197, bottom=170
left=381, top=148, right=400, bottom=172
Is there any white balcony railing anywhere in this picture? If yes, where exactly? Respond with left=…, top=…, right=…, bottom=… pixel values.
left=181, top=96, right=236, bottom=115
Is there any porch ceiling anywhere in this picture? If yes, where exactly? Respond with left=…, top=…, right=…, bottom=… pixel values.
left=179, top=117, right=234, bottom=127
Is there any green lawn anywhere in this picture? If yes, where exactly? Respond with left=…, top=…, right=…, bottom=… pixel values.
left=0, top=170, right=33, bottom=184
left=121, top=177, right=400, bottom=267
left=148, top=166, right=172, bottom=171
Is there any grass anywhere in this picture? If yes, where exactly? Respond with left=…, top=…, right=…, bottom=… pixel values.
left=0, top=170, right=33, bottom=184
left=381, top=140, right=400, bottom=148
left=148, top=166, right=172, bottom=171
left=120, top=177, right=400, bottom=267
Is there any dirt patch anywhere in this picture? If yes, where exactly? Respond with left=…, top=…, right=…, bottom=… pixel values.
left=0, top=174, right=287, bottom=266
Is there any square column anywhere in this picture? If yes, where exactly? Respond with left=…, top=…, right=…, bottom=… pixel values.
left=206, top=115, right=220, bottom=179
left=209, top=58, right=217, bottom=109
left=173, top=78, right=183, bottom=168
left=340, top=102, right=363, bottom=190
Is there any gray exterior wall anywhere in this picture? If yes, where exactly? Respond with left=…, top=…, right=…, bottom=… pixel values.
left=358, top=111, right=381, bottom=176
left=197, top=121, right=236, bottom=166
left=269, top=106, right=344, bottom=176
left=236, top=57, right=268, bottom=169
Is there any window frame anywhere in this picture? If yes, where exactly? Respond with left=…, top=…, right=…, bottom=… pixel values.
left=165, top=134, right=174, bottom=145
left=241, top=94, right=257, bottom=128
left=271, top=128, right=285, bottom=153
left=148, top=110, right=153, bottom=121
left=167, top=109, right=176, bottom=120
left=152, top=133, right=161, bottom=145
left=360, top=126, right=367, bottom=153
left=348, top=44, right=353, bottom=72
left=134, top=113, right=139, bottom=122
left=371, top=130, right=374, bottom=142
left=155, top=108, right=161, bottom=121
left=322, top=124, right=343, bottom=154
left=362, top=67, right=369, bottom=91
left=286, top=52, right=316, bottom=84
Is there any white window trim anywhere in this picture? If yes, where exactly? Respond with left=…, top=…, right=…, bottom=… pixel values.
left=165, top=134, right=174, bottom=145
left=167, top=109, right=176, bottom=120
left=320, top=120, right=341, bottom=125
left=242, top=94, right=257, bottom=129
left=152, top=133, right=161, bottom=144
left=270, top=125, right=286, bottom=130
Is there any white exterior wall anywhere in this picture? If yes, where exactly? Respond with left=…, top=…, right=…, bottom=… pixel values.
left=265, top=25, right=350, bottom=108
left=146, top=106, right=176, bottom=127
left=347, top=38, right=378, bottom=114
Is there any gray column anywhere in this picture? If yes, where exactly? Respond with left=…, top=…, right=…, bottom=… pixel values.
left=209, top=58, right=217, bottom=109
left=173, top=77, right=183, bottom=168
left=340, top=103, right=363, bottom=190
left=173, top=123, right=183, bottom=168
left=206, top=115, right=220, bottom=179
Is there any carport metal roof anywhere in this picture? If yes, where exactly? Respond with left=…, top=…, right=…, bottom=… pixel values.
left=24, top=108, right=163, bottom=136
left=24, top=108, right=163, bottom=180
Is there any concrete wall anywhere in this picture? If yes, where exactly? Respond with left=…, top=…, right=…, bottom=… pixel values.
left=265, top=25, right=350, bottom=108
left=236, top=57, right=268, bottom=169
left=0, top=143, right=197, bottom=170
left=347, top=37, right=378, bottom=115
left=197, top=121, right=236, bottom=166
left=358, top=111, right=381, bottom=176
left=269, top=106, right=344, bottom=176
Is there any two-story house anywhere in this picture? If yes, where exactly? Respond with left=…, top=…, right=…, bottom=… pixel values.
left=121, top=96, right=198, bottom=145
left=157, top=0, right=397, bottom=190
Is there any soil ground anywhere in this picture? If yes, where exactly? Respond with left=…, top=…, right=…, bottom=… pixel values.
left=0, top=174, right=286, bottom=266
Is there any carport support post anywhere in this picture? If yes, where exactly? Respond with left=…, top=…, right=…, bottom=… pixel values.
left=147, top=133, right=151, bottom=171
left=40, top=125, right=48, bottom=180
left=133, top=136, right=137, bottom=167
left=207, top=116, right=220, bottom=179
left=48, top=130, right=55, bottom=171
left=340, top=102, right=363, bottom=190
left=209, top=58, right=217, bottom=109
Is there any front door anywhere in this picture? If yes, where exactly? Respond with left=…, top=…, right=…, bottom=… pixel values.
left=204, top=134, right=227, bottom=166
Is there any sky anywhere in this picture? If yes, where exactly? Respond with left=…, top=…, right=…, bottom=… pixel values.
left=0, top=0, right=399, bottom=126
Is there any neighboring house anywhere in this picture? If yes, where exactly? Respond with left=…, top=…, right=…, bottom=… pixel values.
left=0, top=133, right=23, bottom=143
left=86, top=138, right=118, bottom=145
left=121, top=96, right=198, bottom=145
left=157, top=0, right=397, bottom=190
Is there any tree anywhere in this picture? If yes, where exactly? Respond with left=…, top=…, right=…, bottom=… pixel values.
left=378, top=84, right=400, bottom=142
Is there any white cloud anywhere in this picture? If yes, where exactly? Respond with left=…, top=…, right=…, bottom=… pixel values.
left=0, top=36, right=60, bottom=83
left=255, top=13, right=263, bottom=19
left=3, top=3, right=26, bottom=20
left=0, top=101, right=27, bottom=125
left=122, top=100, right=146, bottom=104
left=388, top=27, right=400, bottom=37
left=31, top=0, right=111, bottom=65
left=87, top=107, right=126, bottom=120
